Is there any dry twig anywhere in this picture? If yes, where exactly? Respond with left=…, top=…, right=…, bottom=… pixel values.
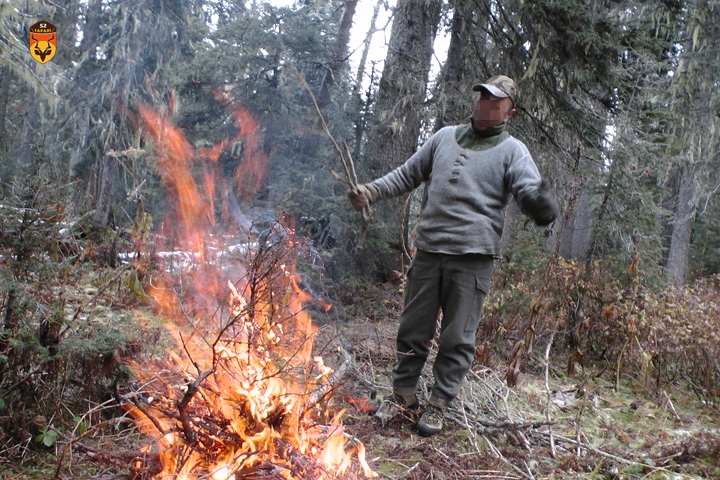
left=286, top=61, right=372, bottom=252
left=544, top=321, right=558, bottom=458
left=482, top=435, right=535, bottom=480
left=52, top=417, right=136, bottom=479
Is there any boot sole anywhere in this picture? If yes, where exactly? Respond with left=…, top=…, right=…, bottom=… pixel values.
left=416, top=423, right=442, bottom=437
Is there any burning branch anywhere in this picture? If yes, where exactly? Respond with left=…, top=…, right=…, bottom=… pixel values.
left=303, top=343, right=354, bottom=415
left=176, top=367, right=213, bottom=443
left=123, top=100, right=377, bottom=478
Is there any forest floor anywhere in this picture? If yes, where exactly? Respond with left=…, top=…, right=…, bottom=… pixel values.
left=1, top=277, right=720, bottom=480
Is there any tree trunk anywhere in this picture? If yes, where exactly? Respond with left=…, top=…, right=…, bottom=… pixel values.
left=352, top=0, right=383, bottom=160
left=547, top=208, right=575, bottom=259
left=353, top=0, right=383, bottom=91
left=90, top=0, right=143, bottom=226
left=0, top=65, right=9, bottom=152
left=664, top=159, right=696, bottom=286
left=433, top=0, right=475, bottom=132
left=661, top=1, right=719, bottom=285
left=361, top=0, right=442, bottom=265
left=69, top=107, right=90, bottom=179
left=364, top=0, right=442, bottom=175
left=92, top=91, right=127, bottom=227
left=16, top=87, right=38, bottom=169
left=70, top=0, right=103, bottom=180
left=318, top=0, right=358, bottom=109
left=82, top=0, right=103, bottom=52
left=92, top=153, right=119, bottom=227
left=546, top=182, right=596, bottom=262
left=569, top=188, right=595, bottom=260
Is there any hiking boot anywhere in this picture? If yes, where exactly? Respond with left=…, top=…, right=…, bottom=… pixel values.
left=375, top=393, right=420, bottom=425
left=416, top=404, right=444, bottom=436
left=390, top=393, right=420, bottom=410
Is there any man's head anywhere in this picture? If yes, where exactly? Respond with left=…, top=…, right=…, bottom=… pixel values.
left=471, top=75, right=518, bottom=131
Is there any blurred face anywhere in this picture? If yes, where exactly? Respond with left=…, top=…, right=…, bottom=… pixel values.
left=472, top=90, right=515, bottom=131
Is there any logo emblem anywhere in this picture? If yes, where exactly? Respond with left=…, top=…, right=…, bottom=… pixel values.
left=29, top=20, right=57, bottom=64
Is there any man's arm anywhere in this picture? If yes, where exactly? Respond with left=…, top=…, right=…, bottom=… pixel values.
left=506, top=152, right=559, bottom=226
left=347, top=130, right=440, bottom=211
left=516, top=179, right=558, bottom=226
left=369, top=133, right=437, bottom=200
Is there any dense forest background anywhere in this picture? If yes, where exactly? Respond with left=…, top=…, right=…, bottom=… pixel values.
left=3, top=0, right=720, bottom=283
left=1, top=0, right=720, bottom=478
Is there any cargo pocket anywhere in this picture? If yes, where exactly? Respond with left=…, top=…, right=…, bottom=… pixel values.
left=464, top=275, right=490, bottom=333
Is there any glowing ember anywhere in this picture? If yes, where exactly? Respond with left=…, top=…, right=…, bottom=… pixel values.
left=124, top=97, right=376, bottom=479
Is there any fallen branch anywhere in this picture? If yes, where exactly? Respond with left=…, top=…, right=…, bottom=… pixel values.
left=662, top=390, right=683, bottom=426
left=392, top=461, right=419, bottom=479
left=544, top=321, right=558, bottom=458
left=302, top=345, right=353, bottom=414
left=53, top=417, right=135, bottom=479
left=126, top=394, right=168, bottom=436
left=541, top=431, right=635, bottom=465
left=482, top=434, right=535, bottom=480
left=177, top=368, right=214, bottom=443
left=58, top=209, right=94, bottom=236
left=476, top=418, right=556, bottom=431
left=543, top=432, right=688, bottom=477
left=60, top=440, right=140, bottom=472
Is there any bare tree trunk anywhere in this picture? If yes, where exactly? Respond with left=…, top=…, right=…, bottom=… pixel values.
left=364, top=0, right=442, bottom=175
left=354, top=0, right=383, bottom=91
left=546, top=183, right=596, bottom=261
left=92, top=91, right=126, bottom=227
left=0, top=65, right=9, bottom=152
left=570, top=188, right=595, bottom=260
left=69, top=107, right=90, bottom=178
left=70, top=0, right=103, bottom=180
left=92, top=153, right=119, bottom=226
left=547, top=208, right=575, bottom=259
left=318, top=0, right=358, bottom=109
left=433, top=0, right=476, bottom=132
left=664, top=159, right=696, bottom=286
left=361, top=0, right=442, bottom=266
left=16, top=87, right=38, bottom=168
left=352, top=0, right=383, bottom=160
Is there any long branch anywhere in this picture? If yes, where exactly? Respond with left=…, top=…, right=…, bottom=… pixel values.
left=177, top=368, right=214, bottom=443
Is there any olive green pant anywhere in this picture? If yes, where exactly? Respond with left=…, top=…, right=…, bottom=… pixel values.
left=393, top=249, right=493, bottom=408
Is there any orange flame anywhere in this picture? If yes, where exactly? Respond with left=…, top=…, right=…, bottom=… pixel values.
left=345, top=395, right=378, bottom=415
left=128, top=98, right=376, bottom=479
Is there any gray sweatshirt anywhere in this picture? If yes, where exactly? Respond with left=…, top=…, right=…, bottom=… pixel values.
left=370, top=126, right=553, bottom=258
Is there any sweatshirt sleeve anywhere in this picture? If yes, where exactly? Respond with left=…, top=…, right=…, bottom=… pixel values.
left=368, top=131, right=439, bottom=200
left=506, top=149, right=559, bottom=226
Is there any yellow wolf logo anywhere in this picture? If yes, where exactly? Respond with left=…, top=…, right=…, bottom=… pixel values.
left=29, top=20, right=57, bottom=64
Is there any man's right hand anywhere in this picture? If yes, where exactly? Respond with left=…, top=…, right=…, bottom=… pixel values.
left=347, top=183, right=378, bottom=211
left=519, top=180, right=558, bottom=226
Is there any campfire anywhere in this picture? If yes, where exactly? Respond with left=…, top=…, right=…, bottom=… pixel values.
left=122, top=98, right=376, bottom=479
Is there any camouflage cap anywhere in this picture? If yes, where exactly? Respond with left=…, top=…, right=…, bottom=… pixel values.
left=472, top=75, right=519, bottom=107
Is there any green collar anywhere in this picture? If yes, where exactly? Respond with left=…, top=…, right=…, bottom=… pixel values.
left=455, top=120, right=509, bottom=151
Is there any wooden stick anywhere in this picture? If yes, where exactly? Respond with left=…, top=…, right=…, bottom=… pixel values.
left=343, top=141, right=358, bottom=186
left=331, top=169, right=351, bottom=185
left=53, top=417, right=134, bottom=479
left=287, top=60, right=372, bottom=251
left=476, top=418, right=556, bottom=431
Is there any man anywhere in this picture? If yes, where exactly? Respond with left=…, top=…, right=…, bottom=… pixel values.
left=348, top=75, right=558, bottom=436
